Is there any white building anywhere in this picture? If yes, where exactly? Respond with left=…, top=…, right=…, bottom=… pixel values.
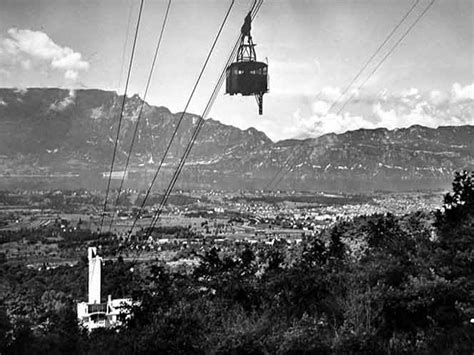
left=77, top=247, right=134, bottom=331
left=101, top=171, right=128, bottom=180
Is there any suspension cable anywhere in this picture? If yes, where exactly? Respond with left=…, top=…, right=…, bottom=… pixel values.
left=325, top=0, right=421, bottom=114
left=267, top=0, right=435, bottom=191
left=126, top=2, right=264, bottom=267
left=117, top=0, right=136, bottom=93
left=99, top=0, right=145, bottom=234
left=142, top=0, right=265, bottom=240
left=125, top=0, right=238, bottom=238
left=335, top=0, right=435, bottom=115
left=108, top=0, right=172, bottom=233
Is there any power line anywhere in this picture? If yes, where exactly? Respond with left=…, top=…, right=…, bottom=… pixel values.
left=143, top=0, right=265, bottom=239
left=325, top=0, right=421, bottom=114
left=336, top=0, right=435, bottom=114
left=128, top=1, right=264, bottom=257
left=130, top=1, right=268, bottom=266
left=144, top=1, right=264, bottom=234
left=134, top=35, right=240, bottom=237
left=266, top=0, right=423, bottom=191
left=267, top=0, right=435, bottom=191
left=108, top=0, right=172, bottom=233
left=125, top=0, right=238, bottom=238
left=265, top=141, right=308, bottom=191
left=99, top=0, right=145, bottom=234
left=264, top=94, right=321, bottom=191
left=117, top=0, right=136, bottom=92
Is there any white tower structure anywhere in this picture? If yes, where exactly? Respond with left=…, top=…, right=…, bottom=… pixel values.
left=77, top=247, right=135, bottom=330
left=88, top=247, right=101, bottom=304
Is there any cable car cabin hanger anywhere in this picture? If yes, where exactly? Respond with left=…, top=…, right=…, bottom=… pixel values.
left=226, top=12, right=268, bottom=115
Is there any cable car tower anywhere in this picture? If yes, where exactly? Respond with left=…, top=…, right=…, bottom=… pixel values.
left=226, top=12, right=268, bottom=114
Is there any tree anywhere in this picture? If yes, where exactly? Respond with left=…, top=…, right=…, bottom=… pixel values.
left=0, top=303, right=12, bottom=354
left=328, top=224, right=346, bottom=262
left=435, top=170, right=474, bottom=291
left=432, top=170, right=474, bottom=351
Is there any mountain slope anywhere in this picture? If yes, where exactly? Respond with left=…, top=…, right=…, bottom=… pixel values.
left=0, top=88, right=472, bottom=191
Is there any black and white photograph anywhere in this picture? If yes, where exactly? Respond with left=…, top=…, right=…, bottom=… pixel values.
left=0, top=0, right=473, bottom=353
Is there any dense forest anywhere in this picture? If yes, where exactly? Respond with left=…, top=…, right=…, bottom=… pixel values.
left=1, top=171, right=473, bottom=354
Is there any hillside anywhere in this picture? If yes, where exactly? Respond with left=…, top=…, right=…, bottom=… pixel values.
left=0, top=88, right=472, bottom=191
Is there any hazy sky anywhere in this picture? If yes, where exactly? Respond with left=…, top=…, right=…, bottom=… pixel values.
left=0, top=0, right=472, bottom=141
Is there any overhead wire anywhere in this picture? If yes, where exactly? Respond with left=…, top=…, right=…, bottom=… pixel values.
left=127, top=0, right=264, bottom=266
left=143, top=0, right=265, bottom=239
left=265, top=91, right=322, bottom=191
left=125, top=0, right=240, bottom=239
left=264, top=141, right=308, bottom=191
left=325, top=0, right=421, bottom=114
left=99, top=0, right=145, bottom=234
left=117, top=0, right=136, bottom=92
left=335, top=0, right=435, bottom=115
left=108, top=0, right=172, bottom=233
left=266, top=0, right=424, bottom=191
left=266, top=0, right=435, bottom=191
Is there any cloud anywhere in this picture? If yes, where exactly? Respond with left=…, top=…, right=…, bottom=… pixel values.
left=49, top=89, right=76, bottom=111
left=65, top=69, right=78, bottom=81
left=372, top=103, right=397, bottom=124
left=311, top=100, right=330, bottom=115
left=286, top=83, right=474, bottom=139
left=429, top=89, right=448, bottom=106
left=401, top=88, right=420, bottom=98
left=372, top=101, right=440, bottom=129
left=317, top=86, right=360, bottom=107
left=286, top=107, right=375, bottom=139
left=370, top=87, right=474, bottom=130
left=14, top=87, right=28, bottom=95
left=313, top=58, right=321, bottom=75
left=451, top=82, right=474, bottom=103
left=270, top=58, right=321, bottom=96
left=0, top=28, right=89, bottom=81
left=319, top=86, right=341, bottom=102
left=379, top=89, right=389, bottom=101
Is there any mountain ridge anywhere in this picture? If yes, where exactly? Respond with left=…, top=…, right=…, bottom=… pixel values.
left=0, top=87, right=472, bottom=192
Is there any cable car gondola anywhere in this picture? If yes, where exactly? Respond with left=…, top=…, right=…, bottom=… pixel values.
left=226, top=12, right=268, bottom=115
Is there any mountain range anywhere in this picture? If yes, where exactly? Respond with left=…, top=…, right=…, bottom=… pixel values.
left=0, top=88, right=472, bottom=192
